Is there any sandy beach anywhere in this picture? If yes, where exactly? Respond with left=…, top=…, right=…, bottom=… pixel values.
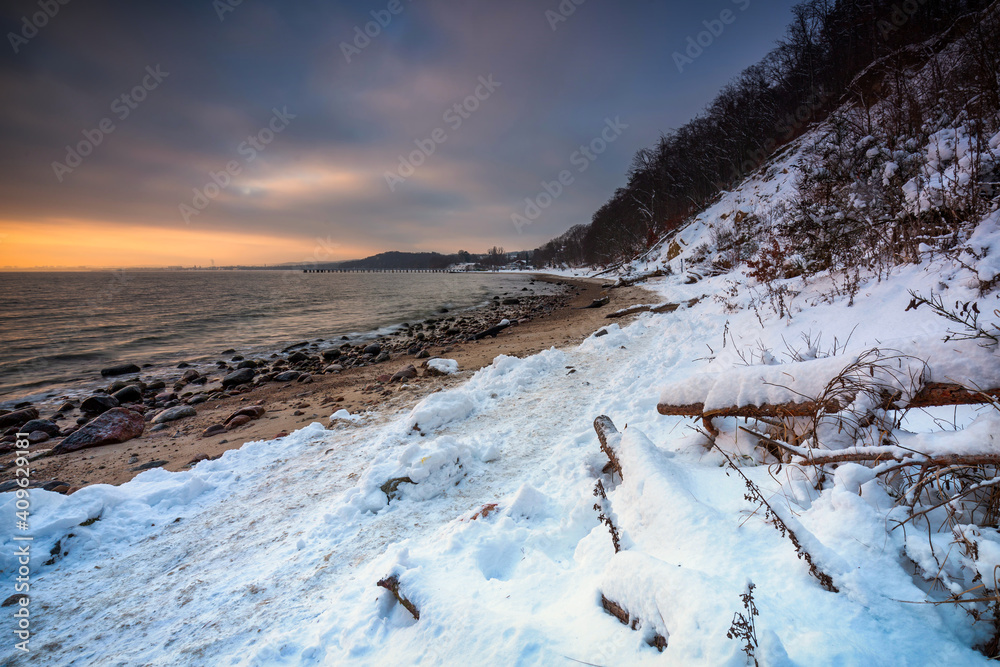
left=2, top=275, right=656, bottom=491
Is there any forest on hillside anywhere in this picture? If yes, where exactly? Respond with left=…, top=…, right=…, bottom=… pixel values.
left=533, top=0, right=1000, bottom=269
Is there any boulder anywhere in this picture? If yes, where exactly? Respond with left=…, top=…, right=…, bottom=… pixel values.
left=390, top=365, right=418, bottom=383
left=100, top=363, right=141, bottom=377
left=273, top=370, right=301, bottom=382
left=27, top=431, right=49, bottom=444
left=321, top=348, right=342, bottom=361
left=181, top=369, right=201, bottom=383
left=222, top=368, right=255, bottom=388
left=287, top=351, right=309, bottom=363
left=363, top=343, right=382, bottom=356
left=112, top=385, right=143, bottom=404
left=0, top=408, right=39, bottom=429
left=81, top=395, right=120, bottom=416
left=151, top=406, right=197, bottom=424
left=51, top=408, right=145, bottom=455
left=237, top=360, right=257, bottom=370
left=20, top=419, right=60, bottom=437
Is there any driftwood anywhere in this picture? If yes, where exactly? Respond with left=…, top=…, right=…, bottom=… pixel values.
left=600, top=595, right=668, bottom=652
left=605, top=297, right=703, bottom=319
left=657, top=383, right=1000, bottom=422
left=594, top=415, right=623, bottom=478
left=474, top=321, right=510, bottom=339
left=580, top=296, right=610, bottom=309
left=377, top=575, right=420, bottom=620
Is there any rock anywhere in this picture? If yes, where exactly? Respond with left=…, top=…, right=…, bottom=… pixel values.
left=2, top=594, right=27, bottom=607
left=181, top=369, right=200, bottom=382
left=187, top=395, right=208, bottom=405
left=282, top=341, right=309, bottom=353
left=51, top=408, right=145, bottom=455
left=188, top=453, right=211, bottom=465
left=222, top=368, right=255, bottom=388
left=325, top=364, right=344, bottom=373
left=502, top=298, right=520, bottom=305
left=202, top=424, right=226, bottom=438
left=297, top=373, right=313, bottom=384
left=149, top=423, right=170, bottom=432
left=231, top=355, right=244, bottom=362
left=146, top=380, right=166, bottom=391
left=224, top=406, right=266, bottom=427
left=415, top=350, right=431, bottom=359
left=287, top=351, right=309, bottom=363
left=0, top=408, right=40, bottom=429
left=57, top=401, right=76, bottom=413
left=81, top=395, right=119, bottom=416
left=377, top=374, right=392, bottom=384
left=364, top=343, right=382, bottom=355
left=237, top=360, right=257, bottom=370
left=130, top=460, right=168, bottom=472
left=390, top=365, right=418, bottom=383
left=27, top=431, right=50, bottom=444
left=595, top=329, right=609, bottom=337
left=100, top=363, right=141, bottom=377
left=225, top=415, right=252, bottom=430
left=177, top=362, right=191, bottom=369
left=222, top=348, right=236, bottom=355
left=112, top=385, right=143, bottom=404
left=20, top=419, right=60, bottom=437
left=151, top=406, right=197, bottom=424
left=274, top=370, right=301, bottom=382
left=374, top=351, right=390, bottom=363
left=321, top=348, right=342, bottom=361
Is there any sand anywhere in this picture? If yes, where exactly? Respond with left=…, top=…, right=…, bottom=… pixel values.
left=5, top=275, right=656, bottom=491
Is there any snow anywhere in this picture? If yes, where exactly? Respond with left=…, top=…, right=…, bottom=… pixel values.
left=4, top=117, right=1000, bottom=667
left=426, top=358, right=459, bottom=375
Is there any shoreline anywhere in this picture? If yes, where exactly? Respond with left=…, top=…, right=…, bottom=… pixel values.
left=1, top=274, right=657, bottom=491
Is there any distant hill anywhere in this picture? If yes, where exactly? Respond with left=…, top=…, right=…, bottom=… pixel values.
left=338, top=251, right=463, bottom=270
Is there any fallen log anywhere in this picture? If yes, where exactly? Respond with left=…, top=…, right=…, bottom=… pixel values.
left=658, top=383, right=1000, bottom=420
left=377, top=575, right=420, bottom=620
left=604, top=298, right=703, bottom=319
left=593, top=415, right=623, bottom=478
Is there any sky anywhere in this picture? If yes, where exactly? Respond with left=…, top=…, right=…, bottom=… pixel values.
left=0, top=0, right=801, bottom=269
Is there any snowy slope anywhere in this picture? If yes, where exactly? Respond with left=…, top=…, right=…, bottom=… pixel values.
left=4, top=122, right=1000, bottom=666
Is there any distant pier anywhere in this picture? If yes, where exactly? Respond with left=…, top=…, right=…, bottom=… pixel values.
left=302, top=268, right=450, bottom=273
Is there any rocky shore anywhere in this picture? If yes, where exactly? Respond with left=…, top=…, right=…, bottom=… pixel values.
left=0, top=275, right=656, bottom=492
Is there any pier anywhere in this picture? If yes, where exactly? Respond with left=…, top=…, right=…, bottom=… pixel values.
left=301, top=268, right=450, bottom=273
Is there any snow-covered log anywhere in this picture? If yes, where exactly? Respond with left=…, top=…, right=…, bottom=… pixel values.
left=658, top=382, right=1000, bottom=418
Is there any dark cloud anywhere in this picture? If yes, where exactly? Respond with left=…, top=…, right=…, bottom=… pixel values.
left=0, top=0, right=801, bottom=266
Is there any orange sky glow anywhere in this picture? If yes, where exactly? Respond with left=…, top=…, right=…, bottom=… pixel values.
left=0, top=220, right=373, bottom=269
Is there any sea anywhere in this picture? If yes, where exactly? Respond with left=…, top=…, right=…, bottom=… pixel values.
left=0, top=270, right=554, bottom=407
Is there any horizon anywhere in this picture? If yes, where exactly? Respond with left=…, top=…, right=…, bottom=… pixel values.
left=0, top=0, right=800, bottom=269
